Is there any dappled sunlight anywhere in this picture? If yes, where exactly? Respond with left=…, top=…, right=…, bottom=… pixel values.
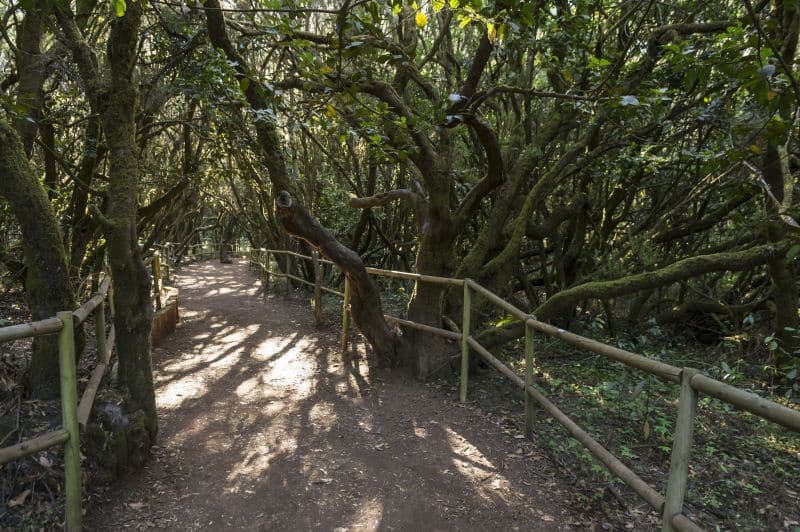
left=253, top=333, right=303, bottom=362
left=233, top=374, right=264, bottom=398
left=157, top=375, right=208, bottom=409
left=228, top=438, right=273, bottom=481
left=89, top=260, right=578, bottom=531
left=217, top=323, right=261, bottom=345
left=343, top=497, right=384, bottom=531
left=308, top=401, right=338, bottom=429
left=225, top=419, right=301, bottom=487
left=443, top=425, right=517, bottom=504
left=201, top=286, right=238, bottom=296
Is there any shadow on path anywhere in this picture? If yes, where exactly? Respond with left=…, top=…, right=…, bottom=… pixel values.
left=86, top=260, right=579, bottom=531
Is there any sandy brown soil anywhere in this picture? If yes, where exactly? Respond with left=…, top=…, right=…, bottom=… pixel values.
left=85, top=260, right=583, bottom=531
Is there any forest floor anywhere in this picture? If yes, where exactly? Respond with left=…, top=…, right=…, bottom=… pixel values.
left=3, top=258, right=795, bottom=530
left=84, top=260, right=596, bottom=531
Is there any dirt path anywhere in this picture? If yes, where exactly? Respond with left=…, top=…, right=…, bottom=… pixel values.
left=86, top=260, right=581, bottom=531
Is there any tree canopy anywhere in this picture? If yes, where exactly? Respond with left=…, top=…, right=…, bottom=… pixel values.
left=1, top=0, right=799, bottom=400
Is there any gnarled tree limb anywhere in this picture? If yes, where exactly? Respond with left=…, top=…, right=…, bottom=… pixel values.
left=276, top=191, right=405, bottom=363
left=348, top=189, right=426, bottom=227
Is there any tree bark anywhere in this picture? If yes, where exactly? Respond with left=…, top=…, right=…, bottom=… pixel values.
left=13, top=7, right=46, bottom=156
left=0, top=119, right=77, bottom=398
left=55, top=0, right=157, bottom=460
left=276, top=191, right=405, bottom=364
left=101, top=2, right=157, bottom=443
left=478, top=241, right=793, bottom=349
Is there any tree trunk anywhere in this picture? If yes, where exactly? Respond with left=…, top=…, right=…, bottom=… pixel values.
left=0, top=118, right=78, bottom=398
left=406, top=215, right=455, bottom=378
left=100, top=2, right=157, bottom=448
left=276, top=192, right=405, bottom=364
left=13, top=6, right=46, bottom=157
left=477, top=241, right=792, bottom=349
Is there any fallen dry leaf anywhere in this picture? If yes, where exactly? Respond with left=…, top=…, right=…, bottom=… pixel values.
left=8, top=489, right=31, bottom=507
left=38, top=454, right=53, bottom=469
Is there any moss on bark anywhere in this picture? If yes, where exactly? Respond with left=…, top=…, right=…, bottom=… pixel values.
left=0, top=118, right=78, bottom=399
left=477, top=241, right=793, bottom=349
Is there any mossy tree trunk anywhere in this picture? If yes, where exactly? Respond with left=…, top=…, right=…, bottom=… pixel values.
left=759, top=1, right=800, bottom=359
left=101, top=2, right=157, bottom=440
left=56, top=1, right=157, bottom=455
left=12, top=6, right=46, bottom=157
left=0, top=119, right=78, bottom=398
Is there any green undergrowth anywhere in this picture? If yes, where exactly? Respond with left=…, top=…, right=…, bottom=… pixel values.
left=461, top=319, right=800, bottom=531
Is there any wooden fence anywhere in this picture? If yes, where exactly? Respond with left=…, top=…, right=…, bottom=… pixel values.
left=0, top=250, right=175, bottom=531
left=159, top=242, right=248, bottom=268
left=250, top=248, right=800, bottom=532
left=0, top=275, right=112, bottom=531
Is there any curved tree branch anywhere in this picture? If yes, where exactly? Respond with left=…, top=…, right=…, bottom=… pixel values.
left=453, top=116, right=504, bottom=227
left=348, top=189, right=426, bottom=223
left=276, top=191, right=405, bottom=363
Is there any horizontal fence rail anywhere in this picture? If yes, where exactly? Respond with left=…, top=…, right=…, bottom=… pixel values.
left=251, top=248, right=800, bottom=532
left=165, top=242, right=252, bottom=267
left=0, top=257, right=168, bottom=531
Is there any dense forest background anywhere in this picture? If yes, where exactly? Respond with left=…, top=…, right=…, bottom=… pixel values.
left=3, top=0, right=800, bottom=387
left=1, top=0, right=800, bottom=527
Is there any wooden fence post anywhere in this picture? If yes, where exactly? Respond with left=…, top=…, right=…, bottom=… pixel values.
left=152, top=251, right=162, bottom=310
left=162, top=245, right=171, bottom=284
left=524, top=317, right=535, bottom=439
left=662, top=368, right=699, bottom=531
left=57, top=311, right=82, bottom=531
left=95, top=300, right=106, bottom=361
left=313, top=251, right=323, bottom=325
left=285, top=253, right=291, bottom=296
left=108, top=280, right=115, bottom=319
left=460, top=280, right=471, bottom=403
left=341, top=275, right=351, bottom=355
left=263, top=250, right=270, bottom=297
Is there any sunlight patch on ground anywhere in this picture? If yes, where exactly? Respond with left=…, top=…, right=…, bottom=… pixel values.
left=443, top=425, right=515, bottom=503
left=225, top=428, right=298, bottom=485
left=157, top=377, right=208, bottom=409
left=234, top=375, right=264, bottom=398
left=200, top=286, right=237, bottom=296
left=343, top=497, right=384, bottom=531
left=253, top=334, right=302, bottom=361
left=217, top=323, right=261, bottom=344
left=256, top=336, right=319, bottom=396
left=203, top=428, right=235, bottom=453
left=413, top=425, right=429, bottom=438
left=308, top=401, right=338, bottom=429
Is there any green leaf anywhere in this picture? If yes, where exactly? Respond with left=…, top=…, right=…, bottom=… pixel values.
left=684, top=68, right=699, bottom=91
left=487, top=22, right=496, bottom=42
left=786, top=244, right=800, bottom=260
left=239, top=77, right=250, bottom=93
left=112, top=0, right=127, bottom=17
left=588, top=55, right=611, bottom=69
left=369, top=2, right=380, bottom=21
left=494, top=316, right=516, bottom=327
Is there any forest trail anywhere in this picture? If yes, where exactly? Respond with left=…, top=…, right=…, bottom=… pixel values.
left=86, top=260, right=580, bottom=531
